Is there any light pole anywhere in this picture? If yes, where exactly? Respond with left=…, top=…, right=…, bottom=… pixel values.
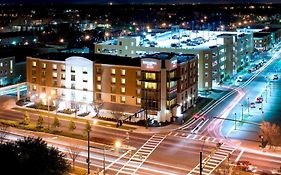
left=87, top=119, right=98, bottom=175
left=199, top=138, right=206, bottom=175
left=247, top=97, right=250, bottom=114
left=241, top=104, right=244, bottom=121
left=234, top=112, right=237, bottom=130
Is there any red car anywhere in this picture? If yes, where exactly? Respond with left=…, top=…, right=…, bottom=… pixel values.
left=193, top=114, right=199, bottom=119
left=256, top=97, right=263, bottom=103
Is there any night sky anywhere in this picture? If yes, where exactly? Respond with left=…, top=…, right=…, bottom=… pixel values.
left=0, top=0, right=281, bottom=4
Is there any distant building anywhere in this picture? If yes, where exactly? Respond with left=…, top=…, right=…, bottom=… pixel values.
left=0, top=32, right=38, bottom=47
left=94, top=29, right=254, bottom=91
left=26, top=53, right=198, bottom=122
left=0, top=56, right=15, bottom=86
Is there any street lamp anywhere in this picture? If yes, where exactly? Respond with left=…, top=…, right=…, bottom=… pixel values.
left=234, top=112, right=237, bottom=130
left=87, top=119, right=98, bottom=175
left=241, top=104, right=244, bottom=121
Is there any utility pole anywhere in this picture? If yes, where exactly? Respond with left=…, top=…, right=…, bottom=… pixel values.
left=234, top=112, right=237, bottom=130
left=200, top=151, right=203, bottom=175
left=87, top=130, right=90, bottom=174
left=241, top=104, right=244, bottom=120
left=247, top=97, right=250, bottom=114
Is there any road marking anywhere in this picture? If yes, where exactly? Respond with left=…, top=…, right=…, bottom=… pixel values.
left=199, top=136, right=205, bottom=140
left=235, top=149, right=245, bottom=162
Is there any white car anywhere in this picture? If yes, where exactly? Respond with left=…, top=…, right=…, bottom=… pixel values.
left=236, top=76, right=243, bottom=82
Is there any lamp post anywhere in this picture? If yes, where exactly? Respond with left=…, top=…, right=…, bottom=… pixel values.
left=199, top=138, right=206, bottom=175
left=262, top=111, right=264, bottom=123
left=241, top=104, right=244, bottom=121
left=87, top=119, right=97, bottom=175
left=247, top=97, right=250, bottom=114
left=234, top=112, right=237, bottom=130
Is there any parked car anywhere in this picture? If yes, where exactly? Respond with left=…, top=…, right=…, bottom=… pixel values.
left=236, top=76, right=243, bottom=82
left=273, top=74, right=278, bottom=80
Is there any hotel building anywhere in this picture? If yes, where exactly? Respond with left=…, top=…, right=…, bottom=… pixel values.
left=26, top=53, right=197, bottom=122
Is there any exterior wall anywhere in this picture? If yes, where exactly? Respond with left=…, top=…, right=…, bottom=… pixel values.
left=198, top=50, right=213, bottom=91
left=254, top=36, right=271, bottom=51
left=93, top=63, right=141, bottom=107
left=0, top=56, right=15, bottom=86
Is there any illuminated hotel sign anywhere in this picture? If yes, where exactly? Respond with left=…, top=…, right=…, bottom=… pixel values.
left=170, top=59, right=177, bottom=69
left=142, top=60, right=158, bottom=69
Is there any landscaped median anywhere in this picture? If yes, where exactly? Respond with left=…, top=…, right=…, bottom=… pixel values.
left=12, top=106, right=137, bottom=131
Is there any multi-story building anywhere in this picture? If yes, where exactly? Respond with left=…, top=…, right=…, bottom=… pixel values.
left=26, top=52, right=198, bottom=122
left=253, top=32, right=272, bottom=51
left=0, top=56, right=15, bottom=86
left=94, top=29, right=254, bottom=91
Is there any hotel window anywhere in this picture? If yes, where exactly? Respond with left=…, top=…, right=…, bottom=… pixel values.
left=83, top=76, right=88, bottom=82
left=42, top=63, right=46, bottom=69
left=32, top=61, right=36, bottom=67
left=52, top=72, right=58, bottom=78
left=111, top=68, right=116, bottom=75
left=136, top=71, right=141, bottom=77
left=205, top=63, right=208, bottom=69
left=52, top=64, right=57, bottom=70
left=97, top=84, right=101, bottom=90
left=111, top=86, right=116, bottom=93
left=120, top=96, right=126, bottom=103
left=71, top=75, right=75, bottom=81
left=205, top=72, right=208, bottom=78
left=96, top=67, right=101, bottom=74
left=121, top=87, right=126, bottom=94
left=83, top=86, right=88, bottom=91
left=144, top=82, right=157, bottom=89
left=205, top=82, right=208, bottom=87
left=111, top=77, right=116, bottom=83
left=121, top=78, right=126, bottom=84
left=71, top=83, right=75, bottom=89
left=121, top=69, right=126, bottom=76
left=61, top=73, right=65, bottom=80
left=53, top=80, right=57, bottom=86
left=136, top=80, right=141, bottom=86
left=71, top=66, right=75, bottom=72
left=32, top=70, right=36, bottom=76
left=136, top=98, right=141, bottom=105
left=204, top=54, right=208, bottom=60
left=111, top=95, right=116, bottom=102
left=136, top=89, right=141, bottom=95
left=97, top=76, right=101, bottom=82
left=61, top=65, right=65, bottom=71
left=0, top=62, right=2, bottom=67
left=51, top=89, right=57, bottom=95
left=32, top=78, right=36, bottom=83
left=42, top=71, right=46, bottom=77
left=83, top=67, right=88, bottom=74
left=42, top=79, right=46, bottom=85
left=42, top=87, right=46, bottom=92
left=96, top=93, right=101, bottom=100
left=32, top=85, right=37, bottom=91
left=145, top=72, right=156, bottom=80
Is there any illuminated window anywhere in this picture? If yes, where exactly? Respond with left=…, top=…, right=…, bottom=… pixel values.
left=71, top=75, right=75, bottom=81
left=121, top=78, right=126, bottom=84
left=32, top=85, right=37, bottom=91
left=71, top=66, right=75, bottom=72
left=97, top=84, right=101, bottom=90
left=52, top=64, right=57, bottom=70
left=61, top=65, right=65, bottom=71
left=42, top=63, right=46, bottom=69
left=205, top=63, right=208, bottom=69
left=32, top=61, right=36, bottom=67
left=111, top=68, right=116, bottom=75
left=61, top=73, right=65, bottom=80
left=111, top=77, right=116, bottom=83
left=204, top=54, right=209, bottom=60
left=136, top=98, right=141, bottom=104
left=120, top=96, right=126, bottom=103
left=97, top=76, right=101, bottom=82
left=121, top=69, right=126, bottom=76
left=136, top=71, right=141, bottom=77
left=205, top=82, right=208, bottom=87
left=52, top=72, right=57, bottom=78
left=136, top=80, right=141, bottom=86
left=144, top=82, right=157, bottom=89
left=0, top=62, right=2, bottom=67
left=121, top=87, right=126, bottom=93
left=145, top=73, right=156, bottom=80
left=136, top=89, right=141, bottom=95
left=205, top=72, right=208, bottom=77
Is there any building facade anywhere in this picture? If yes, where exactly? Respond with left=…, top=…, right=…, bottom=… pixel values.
left=0, top=56, right=15, bottom=86
left=26, top=53, right=198, bottom=122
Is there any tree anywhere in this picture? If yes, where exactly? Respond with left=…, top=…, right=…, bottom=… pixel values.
left=36, top=115, right=44, bottom=128
left=111, top=105, right=125, bottom=127
left=22, top=111, right=30, bottom=125
left=0, top=123, right=9, bottom=143
left=52, top=116, right=60, bottom=129
left=68, top=145, right=81, bottom=169
left=68, top=120, right=76, bottom=132
left=0, top=137, right=70, bottom=175
left=260, top=122, right=281, bottom=149
left=91, top=100, right=103, bottom=117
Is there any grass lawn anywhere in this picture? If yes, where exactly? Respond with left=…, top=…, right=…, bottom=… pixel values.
left=12, top=107, right=136, bottom=131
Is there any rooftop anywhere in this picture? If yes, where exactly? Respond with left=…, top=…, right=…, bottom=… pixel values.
left=253, top=32, right=271, bottom=38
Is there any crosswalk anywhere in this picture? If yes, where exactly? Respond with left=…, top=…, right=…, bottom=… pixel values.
left=169, top=131, right=224, bottom=143
left=115, top=134, right=167, bottom=175
left=187, top=143, right=238, bottom=175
